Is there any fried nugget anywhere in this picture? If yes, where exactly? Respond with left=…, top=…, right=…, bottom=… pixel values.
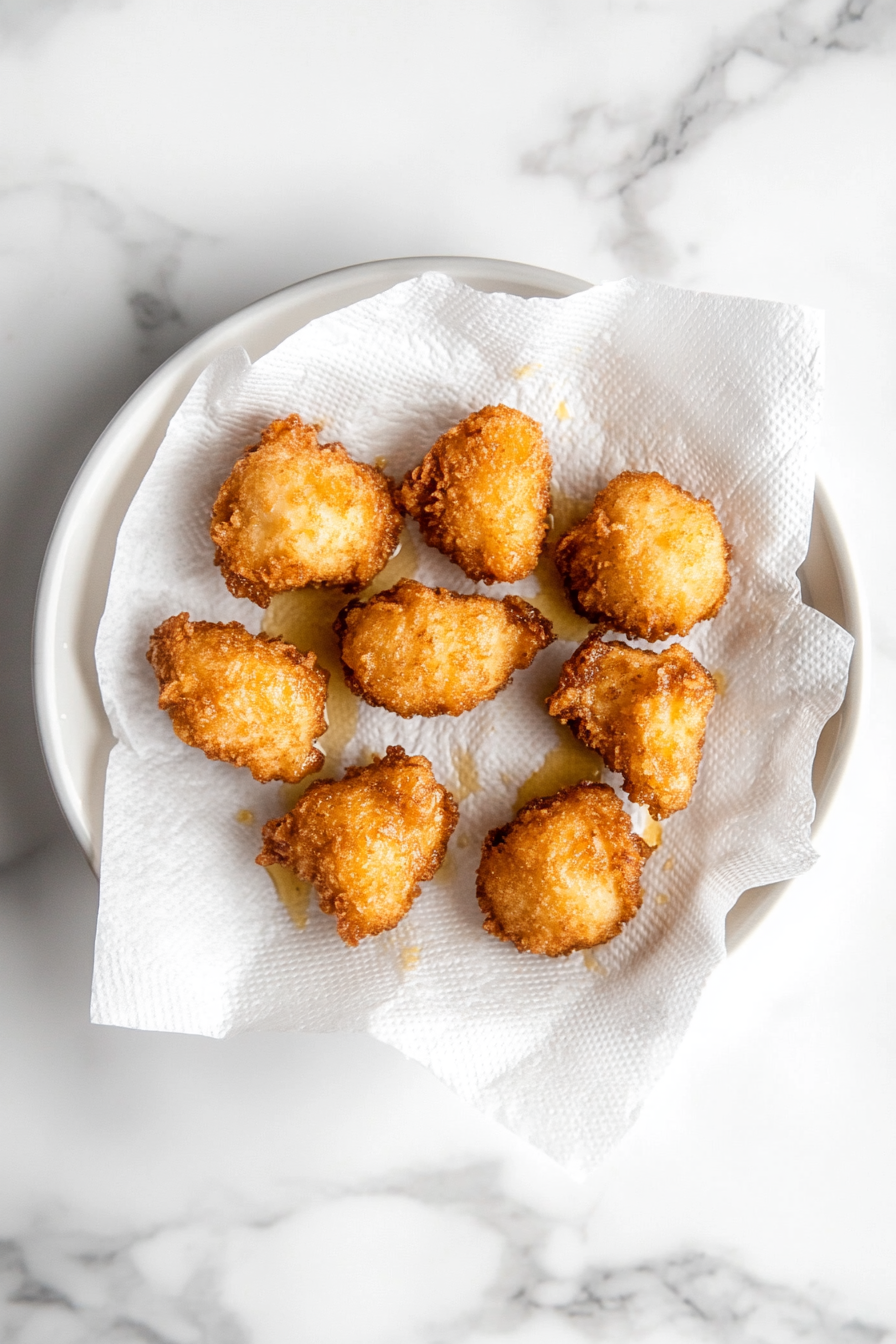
left=335, top=578, right=554, bottom=718
left=397, top=404, right=551, bottom=583
left=477, top=782, right=649, bottom=956
left=147, top=613, right=328, bottom=783
left=257, top=746, right=458, bottom=946
left=547, top=635, right=715, bottom=819
left=210, top=414, right=402, bottom=607
left=555, top=470, right=731, bottom=640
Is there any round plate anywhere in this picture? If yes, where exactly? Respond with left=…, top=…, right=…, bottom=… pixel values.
left=33, top=256, right=867, bottom=949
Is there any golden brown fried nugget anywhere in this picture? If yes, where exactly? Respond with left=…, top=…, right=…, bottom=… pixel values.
left=548, top=635, right=715, bottom=819
left=555, top=470, right=731, bottom=640
left=147, top=613, right=328, bottom=783
left=210, top=414, right=402, bottom=607
left=257, top=746, right=458, bottom=946
left=397, top=404, right=551, bottom=583
left=335, top=579, right=554, bottom=717
left=477, top=783, right=649, bottom=956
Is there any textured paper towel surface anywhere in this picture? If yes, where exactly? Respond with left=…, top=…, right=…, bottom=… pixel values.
left=94, top=274, right=853, bottom=1171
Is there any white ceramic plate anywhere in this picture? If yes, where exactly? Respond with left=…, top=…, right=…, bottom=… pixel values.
left=33, top=256, right=867, bottom=949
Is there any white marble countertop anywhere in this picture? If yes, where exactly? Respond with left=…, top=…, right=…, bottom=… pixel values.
left=1, top=2, right=895, bottom=1341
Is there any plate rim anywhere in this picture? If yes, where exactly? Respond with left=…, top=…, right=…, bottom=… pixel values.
left=32, top=255, right=868, bottom=949
left=33, top=257, right=592, bottom=863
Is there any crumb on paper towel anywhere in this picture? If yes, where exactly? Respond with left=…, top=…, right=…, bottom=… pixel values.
left=266, top=865, right=311, bottom=929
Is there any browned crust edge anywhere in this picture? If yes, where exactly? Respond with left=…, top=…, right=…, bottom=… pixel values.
left=395, top=406, right=552, bottom=584
left=554, top=470, right=733, bottom=640
left=547, top=635, right=715, bottom=819
left=210, top=414, right=402, bottom=607
left=146, top=612, right=329, bottom=783
left=332, top=580, right=555, bottom=718
left=256, top=745, right=460, bottom=946
left=475, top=781, right=650, bottom=956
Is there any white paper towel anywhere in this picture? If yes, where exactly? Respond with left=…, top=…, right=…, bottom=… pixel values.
left=93, top=274, right=853, bottom=1171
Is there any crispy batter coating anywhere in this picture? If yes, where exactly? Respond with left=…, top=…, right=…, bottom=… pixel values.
left=397, top=404, right=552, bottom=583
left=548, top=635, right=716, bottom=819
left=210, top=414, right=402, bottom=607
left=335, top=579, right=554, bottom=718
left=257, top=746, right=458, bottom=946
left=555, top=470, right=731, bottom=640
left=477, top=782, right=649, bottom=956
left=147, top=613, right=328, bottom=783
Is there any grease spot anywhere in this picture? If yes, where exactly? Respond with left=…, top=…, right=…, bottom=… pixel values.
left=263, top=530, right=417, bottom=781
left=515, top=723, right=603, bottom=812
left=532, top=560, right=592, bottom=643
left=452, top=747, right=481, bottom=802
left=437, top=848, right=457, bottom=882
left=279, top=781, right=305, bottom=812
left=263, top=587, right=358, bottom=775
left=583, top=950, right=609, bottom=975
left=531, top=490, right=593, bottom=642
left=235, top=809, right=255, bottom=825
left=642, top=818, right=663, bottom=848
left=267, top=865, right=311, bottom=928
left=555, top=400, right=571, bottom=420
left=547, top=492, right=593, bottom=537
left=401, top=945, right=421, bottom=971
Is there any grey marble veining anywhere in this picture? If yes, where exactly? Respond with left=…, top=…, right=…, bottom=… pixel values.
left=1, top=177, right=195, bottom=347
left=0, top=175, right=205, bottom=862
left=1, top=0, right=894, bottom=1338
left=2, top=1165, right=893, bottom=1343
left=524, top=0, right=896, bottom=273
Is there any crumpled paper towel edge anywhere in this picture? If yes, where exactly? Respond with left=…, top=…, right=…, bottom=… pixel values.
left=89, top=274, right=856, bottom=1174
